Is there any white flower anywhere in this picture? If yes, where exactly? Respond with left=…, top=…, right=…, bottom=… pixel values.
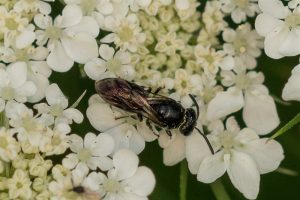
left=202, top=1, right=227, bottom=33
left=5, top=101, right=45, bottom=146
left=62, top=132, right=115, bottom=171
left=83, top=149, right=155, bottom=200
left=34, top=83, right=83, bottom=130
left=155, top=31, right=185, bottom=56
left=14, top=0, right=54, bottom=15
left=0, top=128, right=20, bottom=162
left=186, top=117, right=284, bottom=199
left=129, top=0, right=152, bottom=11
left=84, top=44, right=135, bottom=81
left=0, top=6, right=36, bottom=48
left=207, top=67, right=280, bottom=135
left=220, top=0, right=260, bottom=24
left=7, top=169, right=32, bottom=199
left=0, top=62, right=36, bottom=107
left=223, top=23, right=263, bottom=69
left=282, top=63, right=300, bottom=101
left=101, top=14, right=146, bottom=52
left=255, top=0, right=300, bottom=58
left=34, top=4, right=99, bottom=72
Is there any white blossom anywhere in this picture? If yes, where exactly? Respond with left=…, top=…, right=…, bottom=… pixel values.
left=34, top=4, right=99, bottom=72
left=13, top=0, right=54, bottom=15
left=82, top=149, right=155, bottom=200
left=186, top=117, right=284, bottom=199
left=255, top=0, right=300, bottom=58
left=84, top=44, right=135, bottom=81
left=62, top=132, right=115, bottom=171
left=282, top=63, right=300, bottom=101
left=207, top=67, right=280, bottom=135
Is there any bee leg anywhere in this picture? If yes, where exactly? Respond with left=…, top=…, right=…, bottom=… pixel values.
left=153, top=87, right=163, bottom=94
left=166, top=130, right=172, bottom=138
left=115, top=115, right=136, bottom=120
left=146, top=119, right=159, bottom=136
left=137, top=113, right=143, bottom=122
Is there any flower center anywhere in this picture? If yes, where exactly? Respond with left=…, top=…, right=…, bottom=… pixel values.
left=1, top=86, right=14, bottom=100
left=233, top=39, right=247, bottom=54
left=77, top=148, right=92, bottom=162
left=118, top=26, right=134, bottom=42
left=107, top=58, right=122, bottom=72
left=16, top=182, right=23, bottom=189
left=0, top=136, right=8, bottom=148
left=103, top=179, right=121, bottom=193
left=219, top=131, right=235, bottom=150
left=50, top=104, right=64, bottom=117
left=285, top=13, right=300, bottom=29
left=235, top=73, right=250, bottom=90
left=80, top=0, right=97, bottom=15
left=45, top=25, right=62, bottom=40
left=5, top=17, right=18, bottom=30
left=52, top=135, right=61, bottom=146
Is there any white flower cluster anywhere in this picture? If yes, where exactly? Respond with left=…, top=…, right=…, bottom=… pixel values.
left=82, top=0, right=284, bottom=199
left=0, top=1, right=156, bottom=199
left=255, top=0, right=300, bottom=101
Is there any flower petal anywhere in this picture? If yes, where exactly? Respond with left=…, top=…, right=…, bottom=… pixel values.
left=47, top=42, right=74, bottom=72
left=258, top=0, right=290, bottom=19
left=99, top=44, right=115, bottom=61
left=243, top=90, right=280, bottom=135
left=61, top=33, right=98, bottom=64
left=84, top=58, right=107, bottom=81
left=60, top=4, right=82, bottom=27
left=279, top=29, right=300, bottom=56
left=7, top=62, right=27, bottom=88
left=206, top=87, right=244, bottom=121
left=163, top=133, right=185, bottom=166
left=282, top=64, right=300, bottom=101
left=68, top=134, right=83, bottom=153
left=255, top=13, right=284, bottom=36
left=197, top=151, right=226, bottom=183
left=93, top=133, right=115, bottom=156
left=186, top=132, right=212, bottom=174
left=62, top=153, right=79, bottom=169
left=241, top=138, right=284, bottom=174
left=227, top=150, right=260, bottom=200
left=63, top=108, right=83, bottom=123
left=66, top=16, right=99, bottom=37
left=46, top=83, right=68, bottom=107
left=113, top=149, right=139, bottom=181
left=16, top=30, right=35, bottom=49
left=122, top=166, right=155, bottom=196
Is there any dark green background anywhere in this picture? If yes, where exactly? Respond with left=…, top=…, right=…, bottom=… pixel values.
left=49, top=1, right=300, bottom=199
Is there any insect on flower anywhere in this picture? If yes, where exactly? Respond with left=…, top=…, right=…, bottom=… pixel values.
left=72, top=185, right=101, bottom=200
left=95, top=78, right=214, bottom=154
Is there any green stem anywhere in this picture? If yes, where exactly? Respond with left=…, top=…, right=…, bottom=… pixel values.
left=0, top=111, right=9, bottom=128
left=210, top=179, right=231, bottom=200
left=179, top=161, right=188, bottom=200
left=270, top=112, right=300, bottom=140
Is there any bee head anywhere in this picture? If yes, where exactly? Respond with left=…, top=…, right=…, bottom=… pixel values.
left=179, top=108, right=197, bottom=136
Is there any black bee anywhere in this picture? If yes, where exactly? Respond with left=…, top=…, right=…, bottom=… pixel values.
left=95, top=78, right=214, bottom=154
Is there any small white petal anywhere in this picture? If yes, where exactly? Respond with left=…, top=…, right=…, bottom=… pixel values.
left=46, top=83, right=68, bottom=107
left=243, top=91, right=280, bottom=135
left=99, top=44, right=115, bottom=61
left=279, top=29, right=300, bottom=56
left=113, top=149, right=139, bottom=181
left=60, top=4, right=82, bottom=27
left=197, top=151, right=226, bottom=183
left=255, top=14, right=284, bottom=36
left=206, top=88, right=244, bottom=121
left=264, top=26, right=289, bottom=59
left=186, top=132, right=213, bottom=174
left=62, top=153, right=79, bottom=169
left=282, top=64, right=300, bottom=101
left=86, top=103, right=122, bottom=132
left=7, top=62, right=27, bottom=88
left=16, top=30, right=35, bottom=49
left=47, top=42, right=74, bottom=72
left=63, top=108, right=83, bottom=123
left=66, top=16, right=99, bottom=38
left=227, top=150, right=260, bottom=200
left=122, top=166, right=155, bottom=196
left=61, top=33, right=98, bottom=64
left=241, top=138, right=284, bottom=174
left=84, top=58, right=107, bottom=81
left=93, top=133, right=115, bottom=156
left=97, top=157, right=113, bottom=171
left=163, top=133, right=185, bottom=166
left=258, top=0, right=290, bottom=19
left=175, top=0, right=190, bottom=10
left=69, top=134, right=83, bottom=153
left=27, top=73, right=49, bottom=103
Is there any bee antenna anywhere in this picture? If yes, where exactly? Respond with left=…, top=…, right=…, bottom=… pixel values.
left=189, top=94, right=199, bottom=118
left=195, top=127, right=214, bottom=154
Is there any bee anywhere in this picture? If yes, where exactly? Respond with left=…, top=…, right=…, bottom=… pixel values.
left=72, top=185, right=101, bottom=200
left=95, top=78, right=214, bottom=154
